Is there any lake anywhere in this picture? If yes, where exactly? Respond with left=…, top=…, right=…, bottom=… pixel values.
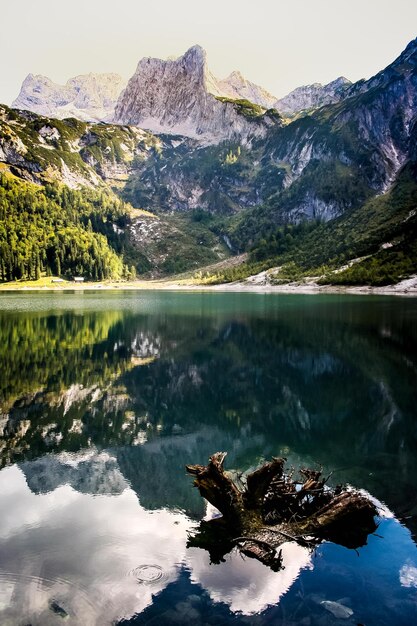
left=0, top=291, right=417, bottom=625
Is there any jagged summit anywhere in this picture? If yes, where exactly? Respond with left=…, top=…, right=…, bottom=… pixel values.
left=138, top=44, right=207, bottom=71
left=21, top=42, right=417, bottom=143
left=183, top=44, right=207, bottom=62
left=13, top=72, right=126, bottom=121
left=347, top=37, right=417, bottom=99
left=113, top=45, right=279, bottom=142
left=395, top=36, right=417, bottom=63
left=11, top=44, right=280, bottom=142
left=228, top=70, right=244, bottom=80
left=11, top=44, right=357, bottom=137
left=374, top=37, right=417, bottom=78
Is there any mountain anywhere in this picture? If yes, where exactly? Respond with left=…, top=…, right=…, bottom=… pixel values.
left=119, top=38, right=417, bottom=285
left=20, top=451, right=128, bottom=496
left=210, top=70, right=277, bottom=109
left=11, top=47, right=355, bottom=138
left=259, top=37, right=417, bottom=215
left=274, top=76, right=352, bottom=115
left=0, top=105, right=230, bottom=279
left=124, top=38, right=417, bottom=221
left=12, top=72, right=127, bottom=122
left=113, top=45, right=281, bottom=142
left=0, top=103, right=154, bottom=188
left=2, top=39, right=417, bottom=286
left=11, top=48, right=280, bottom=138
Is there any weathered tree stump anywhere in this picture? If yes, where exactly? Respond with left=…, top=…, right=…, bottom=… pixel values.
left=186, top=452, right=377, bottom=570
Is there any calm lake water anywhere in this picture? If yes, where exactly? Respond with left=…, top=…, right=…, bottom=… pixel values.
left=0, top=291, right=417, bottom=625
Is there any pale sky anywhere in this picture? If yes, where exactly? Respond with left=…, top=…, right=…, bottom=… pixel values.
left=1, top=0, right=417, bottom=105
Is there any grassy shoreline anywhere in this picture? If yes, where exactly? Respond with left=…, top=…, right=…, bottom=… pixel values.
left=0, top=275, right=416, bottom=296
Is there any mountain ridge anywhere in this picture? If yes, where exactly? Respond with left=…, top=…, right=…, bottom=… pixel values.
left=274, top=76, right=352, bottom=115
left=12, top=45, right=356, bottom=139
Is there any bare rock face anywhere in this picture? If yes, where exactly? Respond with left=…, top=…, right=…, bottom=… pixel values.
left=12, top=73, right=127, bottom=122
left=212, top=70, right=277, bottom=109
left=274, top=76, right=352, bottom=116
left=269, top=37, right=417, bottom=197
left=113, top=45, right=279, bottom=143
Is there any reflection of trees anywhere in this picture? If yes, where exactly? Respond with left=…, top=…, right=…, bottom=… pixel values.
left=0, top=311, right=212, bottom=467
left=1, top=298, right=417, bottom=531
left=0, top=310, right=137, bottom=467
left=121, top=314, right=417, bottom=456
left=0, top=310, right=124, bottom=409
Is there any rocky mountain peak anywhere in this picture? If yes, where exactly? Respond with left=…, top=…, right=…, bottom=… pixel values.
left=327, top=76, right=352, bottom=89
left=113, top=46, right=280, bottom=142
left=13, top=72, right=126, bottom=121
left=348, top=37, right=417, bottom=97
left=398, top=37, right=417, bottom=61
left=384, top=37, right=417, bottom=75
left=214, top=70, right=277, bottom=109
left=12, top=45, right=281, bottom=140
left=227, top=70, right=244, bottom=81
left=274, top=76, right=352, bottom=116
left=183, top=44, right=207, bottom=64
left=11, top=46, right=363, bottom=137
left=137, top=45, right=207, bottom=76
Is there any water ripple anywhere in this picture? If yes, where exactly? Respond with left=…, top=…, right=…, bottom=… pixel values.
left=128, top=564, right=165, bottom=585
left=0, top=571, right=102, bottom=625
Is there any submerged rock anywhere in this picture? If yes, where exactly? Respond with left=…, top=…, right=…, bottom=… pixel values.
left=49, top=600, right=69, bottom=619
left=320, top=599, right=353, bottom=619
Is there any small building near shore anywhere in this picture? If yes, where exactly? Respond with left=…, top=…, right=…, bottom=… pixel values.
left=73, top=277, right=85, bottom=283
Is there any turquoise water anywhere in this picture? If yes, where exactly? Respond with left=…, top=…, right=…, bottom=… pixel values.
left=0, top=291, right=416, bottom=625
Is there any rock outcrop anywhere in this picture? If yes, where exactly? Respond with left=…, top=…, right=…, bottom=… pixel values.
left=268, top=38, right=417, bottom=195
left=0, top=103, right=155, bottom=188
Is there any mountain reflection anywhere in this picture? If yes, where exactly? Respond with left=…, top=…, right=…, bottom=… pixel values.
left=1, top=295, right=417, bottom=524
left=0, top=455, right=316, bottom=624
left=1, top=292, right=417, bottom=623
left=0, top=462, right=192, bottom=625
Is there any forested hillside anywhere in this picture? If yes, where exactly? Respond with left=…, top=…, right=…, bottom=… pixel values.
left=201, top=163, right=417, bottom=286
left=0, top=172, right=132, bottom=280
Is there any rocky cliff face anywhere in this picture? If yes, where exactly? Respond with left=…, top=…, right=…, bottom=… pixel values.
left=274, top=77, right=352, bottom=116
left=113, top=45, right=280, bottom=143
left=280, top=40, right=417, bottom=179
left=13, top=72, right=126, bottom=122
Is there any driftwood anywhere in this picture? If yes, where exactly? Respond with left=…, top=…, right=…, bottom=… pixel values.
left=186, top=452, right=377, bottom=570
